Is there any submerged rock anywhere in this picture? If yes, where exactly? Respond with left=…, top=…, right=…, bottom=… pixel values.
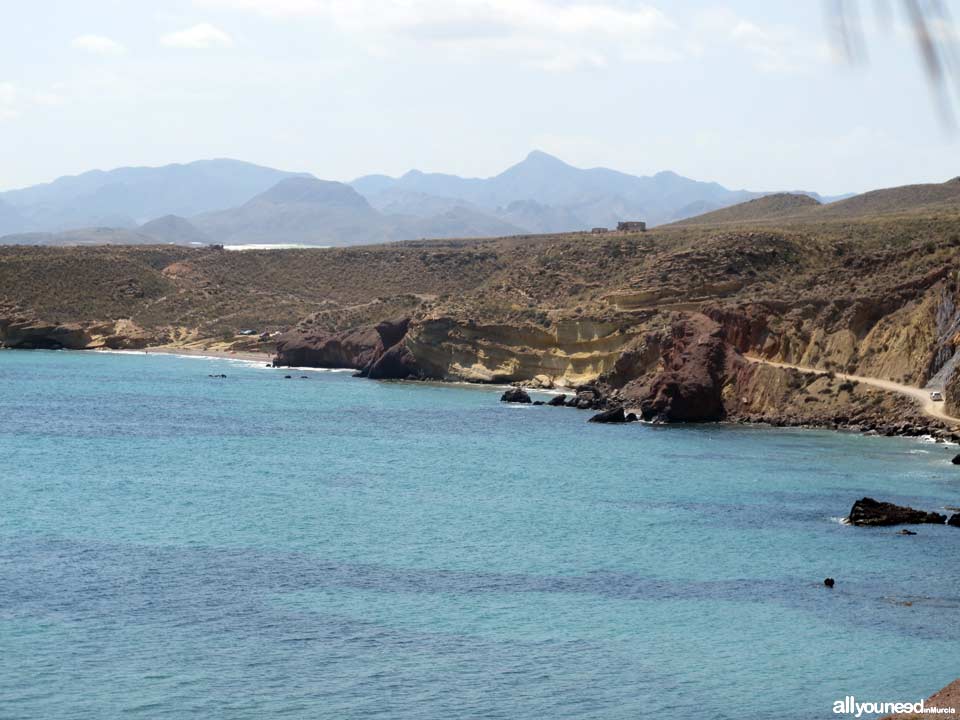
left=500, top=387, right=532, bottom=404
left=847, top=497, right=947, bottom=527
left=949, top=514, right=960, bottom=528
left=588, top=407, right=627, bottom=423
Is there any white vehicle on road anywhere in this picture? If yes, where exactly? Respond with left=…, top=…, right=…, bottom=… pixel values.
left=930, top=391, right=944, bottom=402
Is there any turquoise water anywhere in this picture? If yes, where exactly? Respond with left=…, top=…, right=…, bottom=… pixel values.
left=1, top=350, right=958, bottom=719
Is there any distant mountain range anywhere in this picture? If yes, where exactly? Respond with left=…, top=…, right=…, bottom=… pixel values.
left=0, top=153, right=849, bottom=246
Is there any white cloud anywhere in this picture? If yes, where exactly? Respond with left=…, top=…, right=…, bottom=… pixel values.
left=0, top=82, right=18, bottom=120
left=198, top=0, right=322, bottom=15
left=71, top=34, right=126, bottom=55
left=161, top=23, right=234, bottom=49
left=33, top=91, right=66, bottom=106
left=196, top=0, right=676, bottom=70
left=693, top=8, right=820, bottom=74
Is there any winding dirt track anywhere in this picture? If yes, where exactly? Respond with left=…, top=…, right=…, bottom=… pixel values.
left=744, top=356, right=960, bottom=425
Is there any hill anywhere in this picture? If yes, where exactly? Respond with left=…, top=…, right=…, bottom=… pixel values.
left=672, top=193, right=821, bottom=225
left=139, top=215, right=210, bottom=245
left=0, top=199, right=28, bottom=236
left=0, top=152, right=845, bottom=245
left=193, top=177, right=395, bottom=246
left=0, top=159, right=306, bottom=231
left=193, top=177, right=530, bottom=246
left=0, top=227, right=164, bottom=246
left=352, top=150, right=770, bottom=228
left=674, top=179, right=960, bottom=227
left=811, top=177, right=960, bottom=220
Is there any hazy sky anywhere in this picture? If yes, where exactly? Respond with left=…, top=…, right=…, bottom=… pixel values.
left=1, top=0, right=957, bottom=195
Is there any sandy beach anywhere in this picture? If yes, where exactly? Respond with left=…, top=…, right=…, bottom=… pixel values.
left=142, top=345, right=274, bottom=363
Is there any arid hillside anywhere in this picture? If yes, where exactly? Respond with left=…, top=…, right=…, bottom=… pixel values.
left=3, top=185, right=960, bottom=436
left=671, top=177, right=960, bottom=227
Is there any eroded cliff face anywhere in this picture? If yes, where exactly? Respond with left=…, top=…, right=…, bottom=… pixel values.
left=0, top=316, right=160, bottom=350
left=8, top=222, right=956, bottom=432
left=272, top=313, right=646, bottom=385
left=269, top=268, right=960, bottom=432
left=702, top=270, right=960, bottom=387
left=401, top=317, right=642, bottom=384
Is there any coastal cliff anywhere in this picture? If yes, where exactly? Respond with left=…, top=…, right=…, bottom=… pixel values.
left=4, top=196, right=960, bottom=435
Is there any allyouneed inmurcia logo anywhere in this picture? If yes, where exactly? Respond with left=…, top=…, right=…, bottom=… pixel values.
left=833, top=696, right=957, bottom=717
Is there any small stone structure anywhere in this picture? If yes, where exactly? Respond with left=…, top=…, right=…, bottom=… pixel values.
left=617, top=221, right=647, bottom=232
left=591, top=227, right=609, bottom=234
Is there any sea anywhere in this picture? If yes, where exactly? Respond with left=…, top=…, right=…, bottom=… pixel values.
left=0, top=349, right=957, bottom=719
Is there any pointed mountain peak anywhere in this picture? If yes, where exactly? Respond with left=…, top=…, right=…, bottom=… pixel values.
left=522, top=150, right=568, bottom=167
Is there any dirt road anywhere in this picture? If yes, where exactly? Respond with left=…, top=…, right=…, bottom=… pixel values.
left=745, top=356, right=960, bottom=425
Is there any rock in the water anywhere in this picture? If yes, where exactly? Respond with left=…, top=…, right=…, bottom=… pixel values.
left=847, top=497, right=947, bottom=527
left=897, top=529, right=918, bottom=535
left=588, top=407, right=627, bottom=423
left=949, top=513, right=960, bottom=528
left=547, top=394, right=567, bottom=407
left=625, top=412, right=639, bottom=422
left=823, top=578, right=835, bottom=588
left=532, top=400, right=545, bottom=406
left=952, top=454, right=960, bottom=466
left=500, top=387, right=531, bottom=404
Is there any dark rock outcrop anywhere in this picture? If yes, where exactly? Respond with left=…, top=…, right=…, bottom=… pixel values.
left=367, top=342, right=421, bottom=380
left=588, top=407, right=627, bottom=423
left=501, top=387, right=532, bottom=404
left=273, top=317, right=413, bottom=376
left=948, top=513, right=960, bottom=528
left=636, top=314, right=741, bottom=422
left=547, top=394, right=567, bottom=407
left=847, top=497, right=947, bottom=526
left=273, top=325, right=382, bottom=369
left=374, top=317, right=410, bottom=350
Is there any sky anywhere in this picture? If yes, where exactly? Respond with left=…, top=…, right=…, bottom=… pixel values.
left=0, top=0, right=957, bottom=196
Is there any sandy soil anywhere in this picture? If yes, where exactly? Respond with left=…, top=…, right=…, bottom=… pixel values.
left=144, top=346, right=273, bottom=363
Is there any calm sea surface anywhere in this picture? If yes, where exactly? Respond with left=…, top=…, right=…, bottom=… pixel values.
left=1, top=350, right=958, bottom=719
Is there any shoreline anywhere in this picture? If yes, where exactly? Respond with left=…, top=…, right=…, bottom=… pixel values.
left=139, top=346, right=273, bottom=363
left=9, top=345, right=959, bottom=444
